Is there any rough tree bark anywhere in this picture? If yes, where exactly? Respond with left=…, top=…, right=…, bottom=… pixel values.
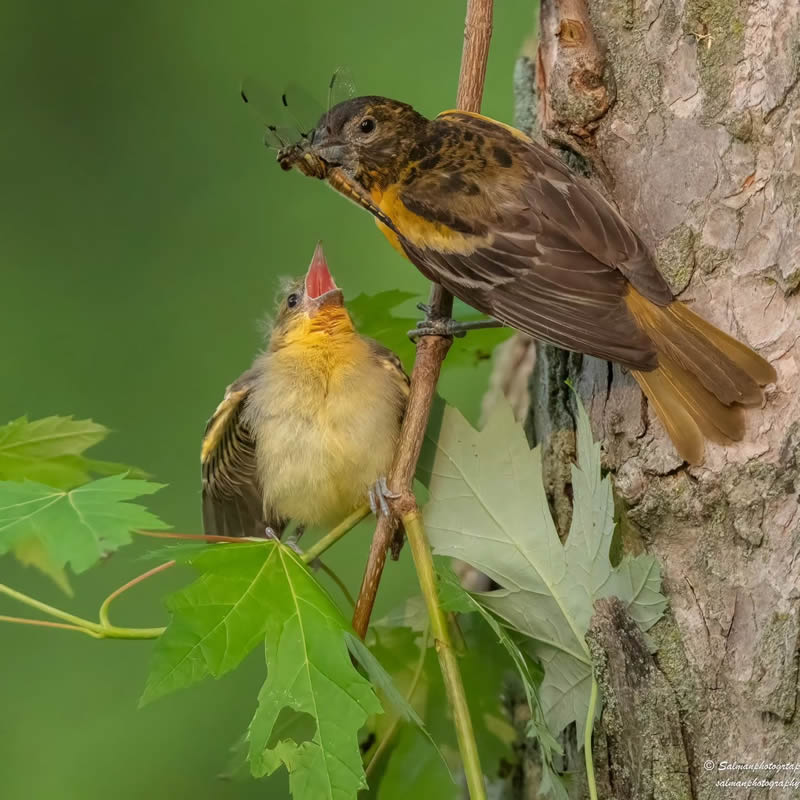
left=494, top=0, right=800, bottom=797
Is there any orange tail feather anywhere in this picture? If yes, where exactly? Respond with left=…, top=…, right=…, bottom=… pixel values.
left=626, top=289, right=776, bottom=463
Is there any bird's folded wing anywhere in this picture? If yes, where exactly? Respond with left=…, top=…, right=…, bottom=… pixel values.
left=365, top=339, right=411, bottom=404
left=201, top=369, right=278, bottom=538
left=397, top=111, right=676, bottom=369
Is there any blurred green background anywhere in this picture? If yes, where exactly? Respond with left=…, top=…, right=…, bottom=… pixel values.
left=0, top=1, right=531, bottom=797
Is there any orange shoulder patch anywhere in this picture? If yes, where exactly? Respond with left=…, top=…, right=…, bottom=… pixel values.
left=376, top=185, right=486, bottom=255
left=436, top=110, right=534, bottom=143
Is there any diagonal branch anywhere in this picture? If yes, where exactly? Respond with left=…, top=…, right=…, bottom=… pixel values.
left=351, top=0, right=494, bottom=638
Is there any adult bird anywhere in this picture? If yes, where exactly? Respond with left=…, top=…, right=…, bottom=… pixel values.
left=275, top=97, right=776, bottom=464
left=201, top=243, right=409, bottom=538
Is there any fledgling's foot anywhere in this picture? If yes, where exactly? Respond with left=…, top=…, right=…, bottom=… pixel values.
left=290, top=524, right=306, bottom=543
left=368, top=476, right=400, bottom=517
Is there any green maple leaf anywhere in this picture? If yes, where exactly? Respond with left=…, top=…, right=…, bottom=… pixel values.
left=418, top=396, right=666, bottom=743
left=0, top=415, right=149, bottom=586
left=0, top=416, right=108, bottom=485
left=0, top=474, right=167, bottom=573
left=143, top=541, right=383, bottom=800
left=0, top=415, right=146, bottom=489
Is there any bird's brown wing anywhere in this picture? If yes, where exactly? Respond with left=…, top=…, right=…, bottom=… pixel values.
left=365, top=338, right=411, bottom=406
left=395, top=112, right=675, bottom=369
left=201, top=369, right=281, bottom=538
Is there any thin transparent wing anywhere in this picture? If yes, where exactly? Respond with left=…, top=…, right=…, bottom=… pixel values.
left=240, top=76, right=306, bottom=151
left=280, top=81, right=324, bottom=138
left=327, top=65, right=357, bottom=112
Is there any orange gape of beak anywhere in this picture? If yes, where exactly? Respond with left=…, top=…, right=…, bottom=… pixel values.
left=305, top=242, right=339, bottom=299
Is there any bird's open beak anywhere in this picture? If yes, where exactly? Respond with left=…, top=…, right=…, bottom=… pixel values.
left=307, top=121, right=349, bottom=167
left=304, top=242, right=344, bottom=312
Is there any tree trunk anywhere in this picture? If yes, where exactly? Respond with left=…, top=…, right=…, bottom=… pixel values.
left=498, top=0, right=800, bottom=796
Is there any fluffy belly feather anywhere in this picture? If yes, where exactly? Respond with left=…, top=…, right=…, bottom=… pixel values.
left=247, top=341, right=402, bottom=527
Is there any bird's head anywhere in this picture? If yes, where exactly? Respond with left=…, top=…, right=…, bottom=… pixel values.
left=270, top=242, right=355, bottom=350
left=282, top=96, right=428, bottom=190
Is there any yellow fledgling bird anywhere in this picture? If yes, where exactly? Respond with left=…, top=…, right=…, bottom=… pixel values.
left=201, top=243, right=409, bottom=538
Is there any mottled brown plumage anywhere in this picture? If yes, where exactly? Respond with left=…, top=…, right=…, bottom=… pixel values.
left=275, top=97, right=776, bottom=463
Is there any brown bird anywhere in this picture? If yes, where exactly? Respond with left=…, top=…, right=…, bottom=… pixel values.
left=274, top=97, right=776, bottom=463
left=201, top=243, right=409, bottom=538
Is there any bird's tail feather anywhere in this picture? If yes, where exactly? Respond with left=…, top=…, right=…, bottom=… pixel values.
left=626, top=289, right=776, bottom=463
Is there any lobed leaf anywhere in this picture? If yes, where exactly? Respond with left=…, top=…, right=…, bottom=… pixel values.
left=419, top=396, right=666, bottom=744
left=0, top=414, right=150, bottom=585
left=0, top=473, right=168, bottom=574
left=144, top=540, right=385, bottom=800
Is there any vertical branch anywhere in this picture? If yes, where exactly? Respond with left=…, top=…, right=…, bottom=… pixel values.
left=351, top=0, right=495, bottom=639
left=456, top=0, right=494, bottom=112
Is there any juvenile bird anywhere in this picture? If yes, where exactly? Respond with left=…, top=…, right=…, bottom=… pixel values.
left=275, top=97, right=776, bottom=464
left=201, top=243, right=409, bottom=538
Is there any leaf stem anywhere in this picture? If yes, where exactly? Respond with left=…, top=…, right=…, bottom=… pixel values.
left=0, top=614, right=99, bottom=637
left=318, top=563, right=356, bottom=608
left=585, top=676, right=599, bottom=800
left=302, top=504, right=370, bottom=564
left=365, top=624, right=430, bottom=778
left=403, top=510, right=486, bottom=800
left=0, top=508, right=368, bottom=643
left=135, top=529, right=246, bottom=543
left=0, top=582, right=164, bottom=640
left=99, top=560, right=175, bottom=627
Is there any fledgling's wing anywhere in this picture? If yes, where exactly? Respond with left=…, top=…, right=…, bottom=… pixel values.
left=201, top=369, right=281, bottom=538
left=365, top=339, right=411, bottom=411
left=393, top=111, right=675, bottom=370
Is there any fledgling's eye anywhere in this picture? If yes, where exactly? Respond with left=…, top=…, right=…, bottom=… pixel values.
left=359, top=117, right=376, bottom=134
left=287, top=293, right=299, bottom=308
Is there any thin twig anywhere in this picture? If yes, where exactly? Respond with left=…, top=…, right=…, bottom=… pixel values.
left=352, top=334, right=452, bottom=637
left=456, top=0, right=494, bottom=111
left=403, top=511, right=486, bottom=800
left=135, top=530, right=247, bottom=544
left=0, top=582, right=165, bottom=640
left=585, top=677, right=599, bottom=800
left=352, top=0, right=495, bottom=640
left=99, top=560, right=176, bottom=628
left=365, top=623, right=431, bottom=778
left=0, top=614, right=100, bottom=637
left=318, top=563, right=357, bottom=608
left=1, top=508, right=366, bottom=642
left=302, top=504, right=370, bottom=564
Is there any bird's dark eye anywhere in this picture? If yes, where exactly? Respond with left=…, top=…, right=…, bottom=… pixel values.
left=287, top=293, right=299, bottom=308
left=359, top=117, right=376, bottom=134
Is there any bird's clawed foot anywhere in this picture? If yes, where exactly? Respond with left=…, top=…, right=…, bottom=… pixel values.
left=264, top=525, right=306, bottom=557
left=408, top=302, right=504, bottom=341
left=368, top=476, right=400, bottom=517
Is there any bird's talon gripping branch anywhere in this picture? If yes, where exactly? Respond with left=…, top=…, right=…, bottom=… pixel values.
left=283, top=537, right=306, bottom=557
left=368, top=476, right=398, bottom=518
left=409, top=316, right=505, bottom=341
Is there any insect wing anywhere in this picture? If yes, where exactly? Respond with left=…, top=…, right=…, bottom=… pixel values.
left=327, top=65, right=357, bottom=112
left=240, top=75, right=305, bottom=150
